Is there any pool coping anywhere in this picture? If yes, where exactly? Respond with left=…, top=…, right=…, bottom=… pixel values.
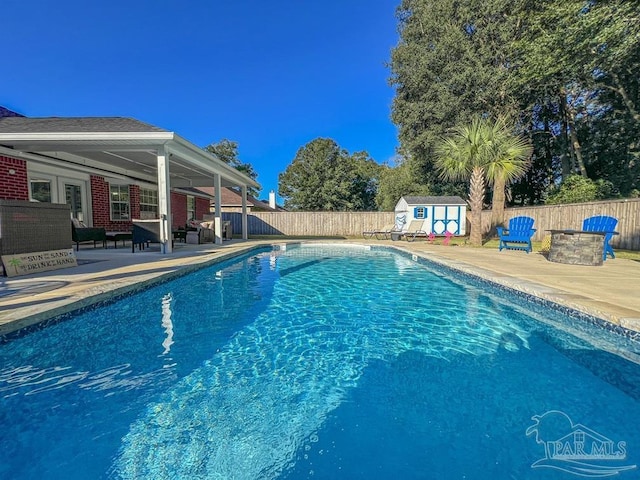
left=0, top=244, right=272, bottom=338
left=384, top=244, right=640, bottom=342
left=1, top=240, right=639, bottom=340
left=383, top=247, right=640, bottom=344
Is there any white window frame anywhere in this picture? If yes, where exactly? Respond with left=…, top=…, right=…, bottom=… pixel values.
left=139, top=187, right=158, bottom=220
left=28, top=173, right=56, bottom=203
left=186, top=195, right=195, bottom=221
left=110, top=184, right=131, bottom=221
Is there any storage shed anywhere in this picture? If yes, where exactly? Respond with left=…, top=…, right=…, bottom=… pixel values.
left=395, top=196, right=467, bottom=235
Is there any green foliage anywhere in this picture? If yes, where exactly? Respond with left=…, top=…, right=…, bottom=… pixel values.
left=545, top=174, right=617, bottom=205
left=204, top=139, right=260, bottom=197
left=375, top=160, right=431, bottom=211
left=278, top=138, right=382, bottom=211
left=389, top=0, right=525, bottom=192
left=388, top=0, right=640, bottom=207
left=434, top=116, right=532, bottom=244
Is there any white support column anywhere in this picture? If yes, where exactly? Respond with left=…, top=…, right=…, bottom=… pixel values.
left=241, top=185, right=248, bottom=240
left=157, top=145, right=173, bottom=254
left=214, top=174, right=222, bottom=245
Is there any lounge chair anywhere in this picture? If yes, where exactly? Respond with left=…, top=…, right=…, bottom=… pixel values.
left=497, top=216, right=536, bottom=253
left=401, top=220, right=428, bottom=242
left=582, top=215, right=618, bottom=260
left=362, top=224, right=400, bottom=240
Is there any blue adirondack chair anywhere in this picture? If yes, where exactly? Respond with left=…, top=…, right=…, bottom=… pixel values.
left=497, top=216, right=536, bottom=253
left=582, top=215, right=618, bottom=260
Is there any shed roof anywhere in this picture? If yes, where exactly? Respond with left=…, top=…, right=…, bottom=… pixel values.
left=401, top=195, right=467, bottom=205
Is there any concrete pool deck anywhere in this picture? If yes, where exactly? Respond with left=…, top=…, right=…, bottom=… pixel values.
left=1, top=239, right=639, bottom=336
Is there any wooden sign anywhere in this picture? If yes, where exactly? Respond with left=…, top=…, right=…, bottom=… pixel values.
left=1, top=249, right=77, bottom=277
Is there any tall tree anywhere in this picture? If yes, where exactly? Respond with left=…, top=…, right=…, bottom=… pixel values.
left=376, top=158, right=432, bottom=211
left=279, top=138, right=381, bottom=211
left=485, top=117, right=534, bottom=228
left=513, top=0, right=640, bottom=196
left=204, top=139, right=260, bottom=197
left=435, top=117, right=532, bottom=246
left=389, top=0, right=526, bottom=195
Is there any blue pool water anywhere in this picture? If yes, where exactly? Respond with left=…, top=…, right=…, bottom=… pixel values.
left=1, top=244, right=639, bottom=479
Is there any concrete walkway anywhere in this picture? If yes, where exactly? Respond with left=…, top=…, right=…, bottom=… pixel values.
left=1, top=239, right=639, bottom=336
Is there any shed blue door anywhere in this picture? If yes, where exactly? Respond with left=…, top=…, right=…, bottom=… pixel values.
left=431, top=205, right=462, bottom=234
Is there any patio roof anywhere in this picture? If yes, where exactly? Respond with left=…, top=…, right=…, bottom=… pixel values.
left=0, top=116, right=259, bottom=251
left=0, top=116, right=260, bottom=190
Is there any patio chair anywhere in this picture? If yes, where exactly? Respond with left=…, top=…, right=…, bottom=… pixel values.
left=71, top=220, right=107, bottom=251
left=497, top=216, right=536, bottom=253
left=132, top=220, right=172, bottom=252
left=582, top=215, right=618, bottom=260
left=401, top=220, right=429, bottom=242
left=185, top=220, right=214, bottom=244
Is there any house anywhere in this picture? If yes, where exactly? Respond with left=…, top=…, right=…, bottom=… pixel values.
left=194, top=187, right=283, bottom=213
left=0, top=109, right=259, bottom=252
left=394, top=196, right=467, bottom=235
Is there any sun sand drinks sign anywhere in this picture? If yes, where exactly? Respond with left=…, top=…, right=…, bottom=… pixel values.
left=1, top=249, right=77, bottom=277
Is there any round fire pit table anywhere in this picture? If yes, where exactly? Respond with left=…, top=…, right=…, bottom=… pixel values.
left=547, top=230, right=606, bottom=266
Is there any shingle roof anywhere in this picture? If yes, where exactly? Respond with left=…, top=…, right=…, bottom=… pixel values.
left=195, top=187, right=281, bottom=211
left=402, top=195, right=467, bottom=205
left=0, top=116, right=167, bottom=133
left=0, top=106, right=24, bottom=118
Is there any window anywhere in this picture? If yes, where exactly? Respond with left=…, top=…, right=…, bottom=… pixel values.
left=110, top=185, right=130, bottom=220
left=30, top=179, right=52, bottom=202
left=186, top=195, right=195, bottom=221
left=415, top=207, right=426, bottom=219
left=140, top=188, right=158, bottom=219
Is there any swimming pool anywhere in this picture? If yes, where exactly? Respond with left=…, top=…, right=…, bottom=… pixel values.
left=1, top=244, right=639, bottom=479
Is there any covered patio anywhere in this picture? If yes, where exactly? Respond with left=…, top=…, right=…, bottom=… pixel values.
left=0, top=117, right=260, bottom=253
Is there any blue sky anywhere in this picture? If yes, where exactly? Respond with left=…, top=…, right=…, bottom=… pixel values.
left=3, top=0, right=401, bottom=201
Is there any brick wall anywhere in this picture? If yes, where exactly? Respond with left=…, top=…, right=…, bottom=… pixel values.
left=90, top=175, right=110, bottom=227
left=90, top=176, right=140, bottom=231
left=171, top=192, right=187, bottom=227
left=0, top=156, right=29, bottom=200
left=130, top=185, right=140, bottom=220
left=196, top=197, right=210, bottom=220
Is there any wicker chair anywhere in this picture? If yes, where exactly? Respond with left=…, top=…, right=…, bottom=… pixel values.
left=71, top=221, right=107, bottom=251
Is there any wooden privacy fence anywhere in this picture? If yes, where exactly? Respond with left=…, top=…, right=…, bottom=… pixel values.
left=224, top=212, right=396, bottom=237
left=484, top=198, right=640, bottom=251
left=223, top=198, right=640, bottom=250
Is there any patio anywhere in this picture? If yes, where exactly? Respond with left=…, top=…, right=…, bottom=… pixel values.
left=1, top=239, right=639, bottom=337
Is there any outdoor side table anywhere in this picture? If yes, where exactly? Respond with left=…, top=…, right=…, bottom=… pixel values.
left=106, top=231, right=133, bottom=249
left=172, top=230, right=187, bottom=242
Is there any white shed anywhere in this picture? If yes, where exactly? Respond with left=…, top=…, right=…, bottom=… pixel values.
left=394, top=196, right=467, bottom=235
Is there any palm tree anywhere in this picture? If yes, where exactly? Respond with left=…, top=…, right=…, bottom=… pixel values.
left=485, top=116, right=534, bottom=232
left=434, top=116, right=532, bottom=246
